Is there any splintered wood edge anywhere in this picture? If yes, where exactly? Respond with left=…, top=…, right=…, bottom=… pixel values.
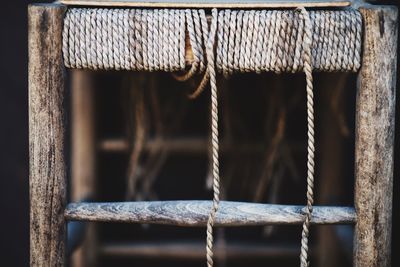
left=59, top=0, right=352, bottom=8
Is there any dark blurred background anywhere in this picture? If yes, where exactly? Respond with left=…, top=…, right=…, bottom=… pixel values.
left=0, top=1, right=399, bottom=267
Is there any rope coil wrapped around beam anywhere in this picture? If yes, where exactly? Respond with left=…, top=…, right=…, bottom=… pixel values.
left=63, top=8, right=362, bottom=72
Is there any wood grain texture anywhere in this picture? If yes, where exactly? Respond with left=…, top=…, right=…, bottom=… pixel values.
left=100, top=241, right=300, bottom=259
left=59, top=0, right=351, bottom=8
left=354, top=5, right=398, bottom=267
left=28, top=3, right=67, bottom=267
left=65, top=201, right=356, bottom=226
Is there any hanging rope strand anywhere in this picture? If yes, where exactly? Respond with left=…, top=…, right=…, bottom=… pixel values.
left=298, top=7, right=315, bottom=267
left=205, top=9, right=220, bottom=267
left=187, top=10, right=210, bottom=99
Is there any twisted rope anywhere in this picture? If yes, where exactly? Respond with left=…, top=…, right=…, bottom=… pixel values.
left=63, top=8, right=362, bottom=72
left=205, top=10, right=219, bottom=267
left=298, top=7, right=315, bottom=267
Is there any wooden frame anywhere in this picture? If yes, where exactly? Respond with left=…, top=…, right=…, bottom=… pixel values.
left=28, top=4, right=67, bottom=267
left=28, top=2, right=398, bottom=267
left=354, top=6, right=398, bottom=267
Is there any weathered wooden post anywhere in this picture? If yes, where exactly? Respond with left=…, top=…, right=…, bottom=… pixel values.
left=354, top=5, right=398, bottom=267
left=28, top=3, right=67, bottom=267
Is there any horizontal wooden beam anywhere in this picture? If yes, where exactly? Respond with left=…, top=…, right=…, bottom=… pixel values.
left=98, top=137, right=305, bottom=154
left=60, top=0, right=351, bottom=8
left=100, top=241, right=301, bottom=259
left=98, top=137, right=273, bottom=154
left=65, top=201, right=356, bottom=226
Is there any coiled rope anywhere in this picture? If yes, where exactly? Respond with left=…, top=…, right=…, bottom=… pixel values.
left=63, top=8, right=362, bottom=72
left=62, top=7, right=361, bottom=267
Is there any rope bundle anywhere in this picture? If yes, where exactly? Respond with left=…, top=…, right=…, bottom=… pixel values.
left=63, top=8, right=186, bottom=71
left=214, top=9, right=362, bottom=74
left=63, top=8, right=362, bottom=72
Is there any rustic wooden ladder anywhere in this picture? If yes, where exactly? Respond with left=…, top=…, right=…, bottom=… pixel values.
left=28, top=1, right=397, bottom=266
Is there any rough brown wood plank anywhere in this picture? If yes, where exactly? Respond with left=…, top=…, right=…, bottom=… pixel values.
left=28, top=3, right=67, bottom=267
left=70, top=70, right=98, bottom=267
left=100, top=241, right=300, bottom=259
left=60, top=0, right=351, bottom=8
left=354, top=5, right=398, bottom=267
left=65, top=201, right=356, bottom=226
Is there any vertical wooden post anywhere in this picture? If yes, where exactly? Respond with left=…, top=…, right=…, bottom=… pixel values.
left=354, top=5, right=398, bottom=267
left=317, top=74, right=349, bottom=267
left=28, top=3, right=67, bottom=267
left=71, top=70, right=98, bottom=267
